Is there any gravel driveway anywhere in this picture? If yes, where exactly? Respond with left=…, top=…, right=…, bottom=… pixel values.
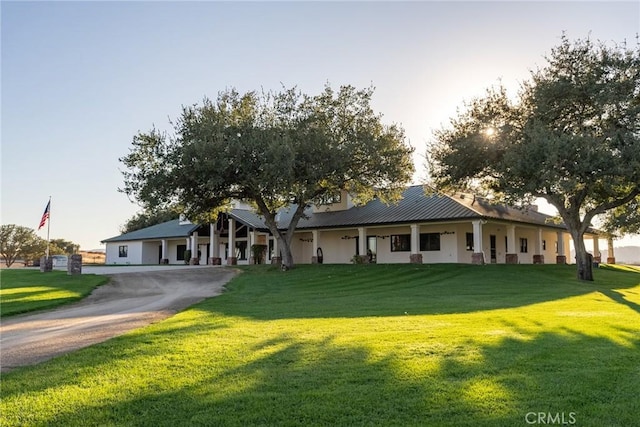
left=0, top=267, right=237, bottom=372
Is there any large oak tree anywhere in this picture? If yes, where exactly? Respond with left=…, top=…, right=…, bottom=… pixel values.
left=428, top=36, right=640, bottom=281
left=121, top=84, right=414, bottom=269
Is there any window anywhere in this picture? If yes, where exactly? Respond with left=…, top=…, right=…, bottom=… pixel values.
left=466, top=233, right=474, bottom=251
left=520, top=238, right=528, bottom=253
left=543, top=240, right=547, bottom=251
left=420, top=233, right=441, bottom=251
left=391, top=234, right=411, bottom=252
left=177, top=244, right=187, bottom=261
left=236, top=241, right=248, bottom=260
left=319, top=192, right=341, bottom=205
left=118, top=245, right=128, bottom=258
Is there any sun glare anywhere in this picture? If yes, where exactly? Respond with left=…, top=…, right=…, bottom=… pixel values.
left=484, top=127, right=496, bottom=137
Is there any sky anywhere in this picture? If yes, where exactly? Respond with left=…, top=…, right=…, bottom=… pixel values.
left=2, top=1, right=639, bottom=251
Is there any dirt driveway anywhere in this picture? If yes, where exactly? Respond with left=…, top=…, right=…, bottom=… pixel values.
left=0, top=267, right=237, bottom=372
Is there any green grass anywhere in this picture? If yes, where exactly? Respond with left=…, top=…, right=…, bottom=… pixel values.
left=0, top=270, right=108, bottom=317
left=1, top=264, right=639, bottom=426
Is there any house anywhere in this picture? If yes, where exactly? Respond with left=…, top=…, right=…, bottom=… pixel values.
left=103, top=186, right=603, bottom=266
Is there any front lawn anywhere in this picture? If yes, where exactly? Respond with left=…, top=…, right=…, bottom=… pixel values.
left=0, top=270, right=108, bottom=317
left=1, top=264, right=639, bottom=426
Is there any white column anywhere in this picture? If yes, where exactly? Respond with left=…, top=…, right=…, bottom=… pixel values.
left=228, top=218, right=236, bottom=263
left=533, top=227, right=544, bottom=264
left=556, top=231, right=566, bottom=264
left=161, top=239, right=167, bottom=261
left=358, top=227, right=366, bottom=256
left=410, top=224, right=419, bottom=254
left=557, top=232, right=565, bottom=255
left=472, top=220, right=485, bottom=264
left=312, top=230, right=319, bottom=256
left=210, top=224, right=219, bottom=258
left=506, top=225, right=516, bottom=254
left=191, top=231, right=199, bottom=260
left=607, top=237, right=615, bottom=264
left=410, top=223, right=422, bottom=264
left=472, top=220, right=484, bottom=253
left=536, top=228, right=543, bottom=254
left=593, top=236, right=600, bottom=259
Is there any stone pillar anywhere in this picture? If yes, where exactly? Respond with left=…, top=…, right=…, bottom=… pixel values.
left=472, top=220, right=485, bottom=265
left=410, top=254, right=423, bottom=264
left=227, top=218, right=237, bottom=265
left=40, top=256, right=53, bottom=273
left=410, top=224, right=422, bottom=264
left=506, top=225, right=517, bottom=264
left=607, top=237, right=616, bottom=264
left=67, top=254, right=82, bottom=275
left=209, top=224, right=221, bottom=265
left=190, top=231, right=199, bottom=265
left=533, top=228, right=544, bottom=264
left=556, top=231, right=566, bottom=264
left=593, top=237, right=601, bottom=263
left=161, top=239, right=169, bottom=264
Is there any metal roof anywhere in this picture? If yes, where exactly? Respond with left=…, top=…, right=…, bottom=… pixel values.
left=231, top=185, right=565, bottom=230
left=104, top=186, right=570, bottom=242
left=102, top=219, right=200, bottom=243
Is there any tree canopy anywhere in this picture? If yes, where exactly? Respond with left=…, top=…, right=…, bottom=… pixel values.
left=0, top=225, right=45, bottom=267
left=428, top=35, right=640, bottom=281
left=121, top=84, right=414, bottom=269
left=120, top=208, right=180, bottom=234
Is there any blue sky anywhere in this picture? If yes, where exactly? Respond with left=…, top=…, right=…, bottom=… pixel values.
left=2, top=1, right=639, bottom=250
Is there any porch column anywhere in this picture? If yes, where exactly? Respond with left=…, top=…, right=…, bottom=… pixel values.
left=160, top=239, right=168, bottom=264
left=607, top=237, right=616, bottom=264
left=506, top=225, right=518, bottom=264
left=533, top=228, right=544, bottom=264
left=248, top=229, right=255, bottom=264
left=592, top=237, right=601, bottom=263
left=209, top=224, right=221, bottom=265
left=556, top=231, right=566, bottom=264
left=190, top=231, right=199, bottom=265
left=358, top=227, right=369, bottom=263
left=271, top=235, right=281, bottom=265
left=472, top=220, right=485, bottom=265
left=410, top=224, right=422, bottom=264
left=311, top=230, right=319, bottom=263
left=227, top=218, right=237, bottom=265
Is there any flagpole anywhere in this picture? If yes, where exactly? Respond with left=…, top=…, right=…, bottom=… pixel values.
left=46, top=196, right=51, bottom=259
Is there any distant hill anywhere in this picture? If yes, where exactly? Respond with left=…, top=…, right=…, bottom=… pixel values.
left=572, top=246, right=640, bottom=265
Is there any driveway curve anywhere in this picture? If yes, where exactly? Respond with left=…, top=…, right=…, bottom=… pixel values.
left=0, top=267, right=237, bottom=372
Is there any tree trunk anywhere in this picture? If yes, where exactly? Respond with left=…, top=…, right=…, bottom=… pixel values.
left=571, top=231, right=594, bottom=281
left=279, top=237, right=295, bottom=271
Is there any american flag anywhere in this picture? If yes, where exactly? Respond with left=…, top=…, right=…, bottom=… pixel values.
left=38, top=200, right=50, bottom=230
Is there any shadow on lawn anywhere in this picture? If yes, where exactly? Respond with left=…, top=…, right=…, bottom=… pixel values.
left=207, top=264, right=640, bottom=320
left=11, top=328, right=638, bottom=427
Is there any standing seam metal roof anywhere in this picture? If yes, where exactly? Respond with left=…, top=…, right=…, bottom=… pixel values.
left=104, top=186, right=569, bottom=242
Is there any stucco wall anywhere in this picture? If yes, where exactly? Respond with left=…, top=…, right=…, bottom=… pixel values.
left=105, top=241, right=143, bottom=265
